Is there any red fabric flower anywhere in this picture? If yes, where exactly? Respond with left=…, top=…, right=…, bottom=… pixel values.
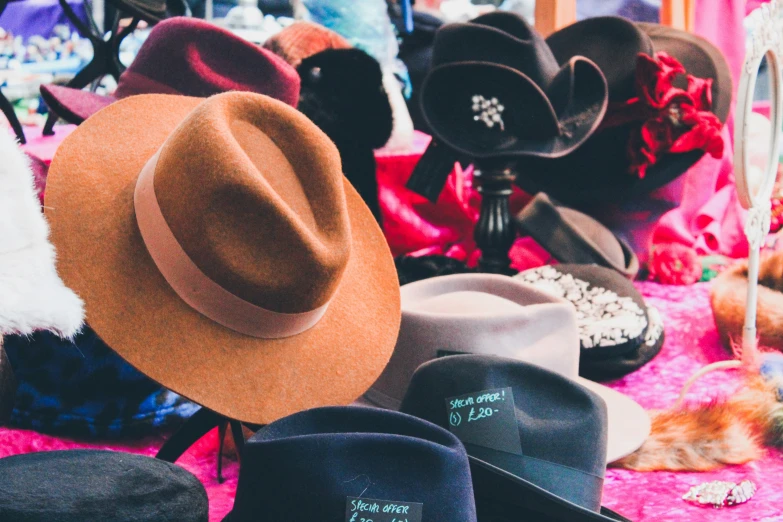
left=600, top=52, right=724, bottom=179
left=649, top=242, right=702, bottom=285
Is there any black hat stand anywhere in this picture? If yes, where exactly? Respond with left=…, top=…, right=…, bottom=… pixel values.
left=473, top=162, right=518, bottom=275
left=406, top=141, right=519, bottom=275
left=42, top=0, right=146, bottom=135
left=156, top=408, right=260, bottom=483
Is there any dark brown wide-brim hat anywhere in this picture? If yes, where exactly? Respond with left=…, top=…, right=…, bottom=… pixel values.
left=43, top=92, right=401, bottom=425
left=516, top=18, right=732, bottom=204
left=516, top=193, right=639, bottom=279
left=420, top=12, right=608, bottom=160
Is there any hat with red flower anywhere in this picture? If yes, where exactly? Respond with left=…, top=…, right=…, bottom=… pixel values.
left=515, top=17, right=732, bottom=205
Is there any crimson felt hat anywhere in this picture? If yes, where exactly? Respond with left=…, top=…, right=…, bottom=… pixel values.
left=43, top=91, right=401, bottom=424
left=41, top=17, right=301, bottom=126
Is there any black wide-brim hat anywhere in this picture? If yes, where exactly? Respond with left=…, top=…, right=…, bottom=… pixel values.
left=515, top=17, right=732, bottom=204
left=516, top=264, right=664, bottom=381
left=420, top=12, right=608, bottom=160
left=516, top=193, right=639, bottom=279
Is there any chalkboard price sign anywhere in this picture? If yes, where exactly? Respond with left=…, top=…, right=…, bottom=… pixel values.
left=445, top=386, right=523, bottom=456
left=344, top=497, right=423, bottom=522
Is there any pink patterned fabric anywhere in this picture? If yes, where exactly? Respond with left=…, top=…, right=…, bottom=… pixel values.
left=1, top=283, right=782, bottom=521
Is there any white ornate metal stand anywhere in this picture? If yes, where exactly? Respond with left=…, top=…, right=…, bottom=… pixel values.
left=735, top=0, right=783, bottom=351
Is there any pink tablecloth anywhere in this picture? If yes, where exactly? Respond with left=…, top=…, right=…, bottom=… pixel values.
left=1, top=282, right=781, bottom=522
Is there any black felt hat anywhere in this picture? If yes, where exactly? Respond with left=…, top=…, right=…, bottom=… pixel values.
left=224, top=406, right=478, bottom=522
left=516, top=264, right=664, bottom=381
left=516, top=17, right=732, bottom=204
left=399, top=354, right=632, bottom=522
left=420, top=11, right=608, bottom=161
left=0, top=450, right=208, bottom=521
left=516, top=193, right=639, bottom=279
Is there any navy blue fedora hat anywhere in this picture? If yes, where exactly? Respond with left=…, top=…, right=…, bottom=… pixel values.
left=224, top=406, right=477, bottom=522
left=399, top=355, right=632, bottom=522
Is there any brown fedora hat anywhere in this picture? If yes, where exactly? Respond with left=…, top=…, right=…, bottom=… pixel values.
left=43, top=92, right=401, bottom=424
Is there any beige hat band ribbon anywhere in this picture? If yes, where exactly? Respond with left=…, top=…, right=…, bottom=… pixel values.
left=133, top=149, right=330, bottom=339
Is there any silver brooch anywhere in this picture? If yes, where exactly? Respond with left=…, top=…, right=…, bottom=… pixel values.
left=682, top=480, right=756, bottom=508
left=472, top=95, right=505, bottom=131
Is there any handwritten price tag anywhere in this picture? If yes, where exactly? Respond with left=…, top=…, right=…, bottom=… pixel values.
left=345, top=497, right=423, bottom=522
left=445, top=387, right=523, bottom=456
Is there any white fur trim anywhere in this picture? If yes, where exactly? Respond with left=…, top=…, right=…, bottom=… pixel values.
left=0, top=129, right=84, bottom=338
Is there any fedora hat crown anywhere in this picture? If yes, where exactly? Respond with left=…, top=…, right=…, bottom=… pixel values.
left=227, top=406, right=478, bottom=521
left=114, top=18, right=300, bottom=104
left=432, top=12, right=560, bottom=89
left=139, top=92, right=351, bottom=317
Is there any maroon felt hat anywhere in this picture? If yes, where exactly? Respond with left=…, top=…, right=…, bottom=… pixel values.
left=41, top=17, right=301, bottom=125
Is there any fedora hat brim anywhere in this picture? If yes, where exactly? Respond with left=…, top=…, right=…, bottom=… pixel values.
left=43, top=94, right=401, bottom=425
left=40, top=84, right=117, bottom=126
left=517, top=23, right=732, bottom=204
left=579, top=308, right=665, bottom=382
left=516, top=193, right=639, bottom=279
left=469, top=455, right=631, bottom=522
left=421, top=57, right=607, bottom=160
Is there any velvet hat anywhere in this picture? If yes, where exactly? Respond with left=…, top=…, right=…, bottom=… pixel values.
left=0, top=450, right=208, bottom=521
left=420, top=11, right=608, bottom=161
left=224, top=406, right=477, bottom=521
left=516, top=265, right=664, bottom=381
left=516, top=193, right=640, bottom=279
left=399, top=355, right=631, bottom=522
left=516, top=17, right=732, bottom=204
left=41, top=17, right=300, bottom=126
left=362, top=273, right=649, bottom=462
left=43, top=91, right=401, bottom=425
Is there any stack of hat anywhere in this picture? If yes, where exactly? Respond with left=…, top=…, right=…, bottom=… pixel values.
left=361, top=272, right=650, bottom=463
